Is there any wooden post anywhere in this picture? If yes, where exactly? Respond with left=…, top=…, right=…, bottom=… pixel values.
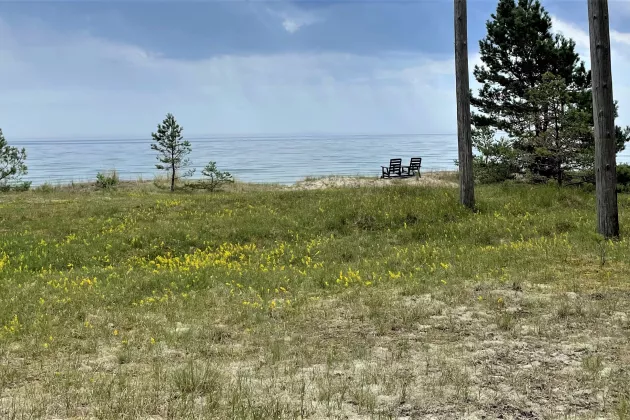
left=454, top=0, right=475, bottom=210
left=588, top=0, right=619, bottom=238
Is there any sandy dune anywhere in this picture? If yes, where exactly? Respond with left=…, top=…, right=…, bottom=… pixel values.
left=290, top=172, right=458, bottom=190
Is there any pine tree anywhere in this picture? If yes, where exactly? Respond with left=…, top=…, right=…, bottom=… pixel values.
left=472, top=0, right=585, bottom=140
left=523, top=73, right=592, bottom=184
left=472, top=0, right=629, bottom=180
left=150, top=114, right=193, bottom=192
left=0, top=128, right=28, bottom=190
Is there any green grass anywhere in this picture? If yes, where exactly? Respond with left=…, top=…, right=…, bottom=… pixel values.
left=1, top=182, right=630, bottom=418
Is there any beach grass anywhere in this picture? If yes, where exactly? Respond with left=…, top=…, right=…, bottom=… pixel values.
left=1, top=180, right=630, bottom=418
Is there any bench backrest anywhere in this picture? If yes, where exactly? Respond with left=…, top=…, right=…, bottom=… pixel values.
left=389, top=158, right=402, bottom=171
left=408, top=157, right=422, bottom=170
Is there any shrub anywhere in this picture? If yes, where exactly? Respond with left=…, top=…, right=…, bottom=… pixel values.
left=37, top=182, right=54, bottom=193
left=468, top=128, right=521, bottom=184
left=96, top=171, right=119, bottom=189
left=0, top=181, right=31, bottom=192
left=617, top=164, right=630, bottom=192
left=10, top=181, right=31, bottom=192
left=0, top=128, right=29, bottom=191
left=189, top=162, right=234, bottom=192
left=566, top=164, right=630, bottom=192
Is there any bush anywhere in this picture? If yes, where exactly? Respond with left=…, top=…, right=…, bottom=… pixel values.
left=617, top=164, right=630, bottom=192
left=469, top=128, right=521, bottom=184
left=565, top=164, right=630, bottom=192
left=11, top=181, right=31, bottom=192
left=0, top=128, right=29, bottom=191
left=188, top=162, right=234, bottom=192
left=37, top=182, right=54, bottom=193
left=96, top=171, right=119, bottom=189
left=0, top=181, right=31, bottom=192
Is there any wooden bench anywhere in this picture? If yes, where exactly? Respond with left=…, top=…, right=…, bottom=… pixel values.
left=381, top=158, right=403, bottom=178
left=403, top=157, right=422, bottom=177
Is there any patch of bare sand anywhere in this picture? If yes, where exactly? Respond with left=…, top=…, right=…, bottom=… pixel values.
left=291, top=172, right=458, bottom=191
left=256, top=284, right=630, bottom=419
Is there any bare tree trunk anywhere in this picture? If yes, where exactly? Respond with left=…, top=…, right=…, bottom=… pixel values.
left=171, top=162, right=175, bottom=192
left=588, top=0, right=619, bottom=238
left=454, top=0, right=475, bottom=210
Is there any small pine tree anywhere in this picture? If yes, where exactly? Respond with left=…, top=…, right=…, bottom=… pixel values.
left=471, top=127, right=520, bottom=184
left=523, top=73, right=592, bottom=185
left=201, top=161, right=234, bottom=191
left=0, top=128, right=29, bottom=191
left=150, top=113, right=193, bottom=192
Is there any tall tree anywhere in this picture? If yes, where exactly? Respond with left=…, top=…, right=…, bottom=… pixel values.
left=588, top=0, right=619, bottom=238
left=472, top=0, right=629, bottom=182
left=455, top=0, right=475, bottom=209
left=150, top=114, right=194, bottom=192
left=472, top=0, right=585, bottom=141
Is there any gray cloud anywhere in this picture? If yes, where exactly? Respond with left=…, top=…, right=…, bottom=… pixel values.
left=0, top=15, right=466, bottom=139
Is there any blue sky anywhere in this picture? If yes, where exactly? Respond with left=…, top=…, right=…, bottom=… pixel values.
left=1, top=0, right=629, bottom=139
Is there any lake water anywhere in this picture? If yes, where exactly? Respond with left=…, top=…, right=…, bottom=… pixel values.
left=14, top=133, right=630, bottom=186
left=14, top=134, right=461, bottom=186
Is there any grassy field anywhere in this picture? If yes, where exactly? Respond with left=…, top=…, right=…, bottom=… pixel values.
left=2, top=179, right=630, bottom=419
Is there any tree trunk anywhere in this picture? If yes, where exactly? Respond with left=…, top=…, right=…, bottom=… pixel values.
left=171, top=162, right=175, bottom=192
left=454, top=0, right=475, bottom=210
left=588, top=0, right=619, bottom=238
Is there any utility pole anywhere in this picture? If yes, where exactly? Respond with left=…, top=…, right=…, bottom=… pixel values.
left=588, top=0, right=619, bottom=238
left=454, top=0, right=475, bottom=210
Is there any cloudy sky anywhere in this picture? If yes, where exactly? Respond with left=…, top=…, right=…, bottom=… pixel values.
left=1, top=0, right=629, bottom=139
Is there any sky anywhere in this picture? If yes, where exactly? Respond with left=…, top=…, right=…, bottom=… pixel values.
left=0, top=0, right=629, bottom=139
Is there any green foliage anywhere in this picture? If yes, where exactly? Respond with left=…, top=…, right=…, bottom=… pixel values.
left=617, top=125, right=630, bottom=152
left=521, top=73, right=593, bottom=184
left=36, top=182, right=54, bottom=193
left=198, top=161, right=234, bottom=191
left=471, top=128, right=520, bottom=184
left=1, top=181, right=31, bottom=193
left=472, top=0, right=629, bottom=183
left=472, top=0, right=586, bottom=139
left=95, top=171, right=120, bottom=189
left=0, top=128, right=29, bottom=191
left=150, top=113, right=194, bottom=192
left=616, top=164, right=630, bottom=192
left=7, top=181, right=31, bottom=192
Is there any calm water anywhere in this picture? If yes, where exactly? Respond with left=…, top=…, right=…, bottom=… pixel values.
left=15, top=134, right=461, bottom=185
left=14, top=133, right=630, bottom=186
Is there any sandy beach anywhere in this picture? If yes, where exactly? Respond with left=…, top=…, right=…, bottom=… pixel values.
left=290, top=171, right=458, bottom=190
